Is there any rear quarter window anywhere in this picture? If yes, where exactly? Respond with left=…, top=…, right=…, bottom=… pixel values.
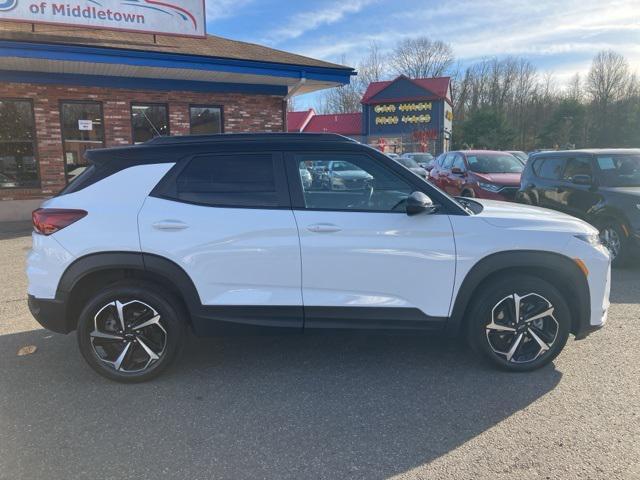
left=162, top=153, right=289, bottom=208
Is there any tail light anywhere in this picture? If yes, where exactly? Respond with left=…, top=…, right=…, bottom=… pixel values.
left=32, top=209, right=87, bottom=236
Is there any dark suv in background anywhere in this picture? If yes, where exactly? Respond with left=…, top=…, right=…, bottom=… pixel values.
left=429, top=150, right=524, bottom=201
left=517, top=149, right=640, bottom=265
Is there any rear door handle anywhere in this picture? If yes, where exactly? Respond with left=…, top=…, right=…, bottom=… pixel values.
left=307, top=223, right=342, bottom=233
left=152, top=220, right=189, bottom=231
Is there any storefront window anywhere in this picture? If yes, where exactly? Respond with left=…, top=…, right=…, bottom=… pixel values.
left=60, top=102, right=105, bottom=183
left=0, top=100, right=39, bottom=188
left=132, top=104, right=169, bottom=143
left=190, top=106, right=223, bottom=135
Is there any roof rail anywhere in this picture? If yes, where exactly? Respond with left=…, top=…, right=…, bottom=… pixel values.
left=144, top=133, right=357, bottom=145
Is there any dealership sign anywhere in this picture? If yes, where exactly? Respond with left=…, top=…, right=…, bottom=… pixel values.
left=0, top=0, right=206, bottom=37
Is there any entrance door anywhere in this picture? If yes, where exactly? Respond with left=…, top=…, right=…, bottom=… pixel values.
left=60, top=102, right=105, bottom=183
left=288, top=152, right=456, bottom=330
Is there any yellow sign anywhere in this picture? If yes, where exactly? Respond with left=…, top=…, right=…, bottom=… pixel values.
left=445, top=110, right=453, bottom=121
left=375, top=116, right=400, bottom=125
left=402, top=114, right=432, bottom=124
left=399, top=102, right=432, bottom=112
left=374, top=104, right=397, bottom=114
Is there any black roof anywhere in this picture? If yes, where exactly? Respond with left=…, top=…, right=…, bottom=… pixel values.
left=85, top=133, right=358, bottom=164
left=529, top=148, right=640, bottom=157
left=144, top=133, right=356, bottom=145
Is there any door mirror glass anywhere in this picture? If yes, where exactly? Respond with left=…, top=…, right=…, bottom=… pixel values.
left=406, top=191, right=438, bottom=216
left=571, top=174, right=592, bottom=185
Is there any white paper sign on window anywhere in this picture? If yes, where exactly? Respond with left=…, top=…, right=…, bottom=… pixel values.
left=78, top=120, right=93, bottom=131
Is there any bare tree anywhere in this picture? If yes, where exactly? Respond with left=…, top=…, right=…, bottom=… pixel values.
left=390, top=37, right=454, bottom=78
left=356, top=41, right=387, bottom=87
left=587, top=50, right=629, bottom=106
left=566, top=73, right=583, bottom=101
left=320, top=44, right=390, bottom=114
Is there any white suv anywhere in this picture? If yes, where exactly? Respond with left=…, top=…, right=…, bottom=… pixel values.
left=27, top=134, right=611, bottom=382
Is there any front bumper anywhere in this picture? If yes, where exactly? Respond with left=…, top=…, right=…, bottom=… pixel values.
left=28, top=295, right=72, bottom=334
left=569, top=238, right=611, bottom=339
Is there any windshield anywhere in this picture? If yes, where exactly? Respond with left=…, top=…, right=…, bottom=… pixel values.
left=398, top=158, right=420, bottom=168
left=509, top=151, right=528, bottom=163
left=411, top=154, right=433, bottom=162
left=467, top=153, right=524, bottom=174
left=331, top=161, right=357, bottom=172
left=596, top=155, right=640, bottom=187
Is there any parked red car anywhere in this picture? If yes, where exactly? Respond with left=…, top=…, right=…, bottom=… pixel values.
left=429, top=150, right=524, bottom=201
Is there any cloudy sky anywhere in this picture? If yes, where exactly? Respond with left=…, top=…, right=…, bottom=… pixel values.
left=205, top=0, right=640, bottom=108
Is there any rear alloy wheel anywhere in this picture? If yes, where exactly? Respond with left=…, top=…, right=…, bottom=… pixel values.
left=77, top=282, right=185, bottom=382
left=599, top=222, right=628, bottom=267
left=467, top=275, right=570, bottom=371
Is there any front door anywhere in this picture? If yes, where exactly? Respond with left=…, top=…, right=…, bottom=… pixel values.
left=138, top=151, right=303, bottom=330
left=532, top=156, right=567, bottom=210
left=556, top=156, right=600, bottom=220
left=287, top=152, right=456, bottom=330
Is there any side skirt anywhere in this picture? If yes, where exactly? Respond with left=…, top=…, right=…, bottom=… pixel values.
left=191, top=305, right=447, bottom=336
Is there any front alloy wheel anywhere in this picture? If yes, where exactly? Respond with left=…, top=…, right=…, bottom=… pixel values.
left=486, top=293, right=558, bottom=364
left=468, top=275, right=570, bottom=371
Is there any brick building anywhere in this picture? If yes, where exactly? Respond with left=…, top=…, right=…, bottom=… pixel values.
left=0, top=22, right=354, bottom=220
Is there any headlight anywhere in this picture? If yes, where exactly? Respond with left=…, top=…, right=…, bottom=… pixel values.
left=478, top=182, right=502, bottom=192
left=575, top=233, right=602, bottom=247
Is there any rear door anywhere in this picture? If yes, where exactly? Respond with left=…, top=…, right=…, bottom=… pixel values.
left=138, top=150, right=303, bottom=329
left=285, top=150, right=456, bottom=330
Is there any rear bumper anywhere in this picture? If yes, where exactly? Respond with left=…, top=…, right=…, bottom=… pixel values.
left=28, top=295, right=72, bottom=334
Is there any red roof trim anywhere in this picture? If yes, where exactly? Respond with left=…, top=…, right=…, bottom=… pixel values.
left=361, top=75, right=451, bottom=105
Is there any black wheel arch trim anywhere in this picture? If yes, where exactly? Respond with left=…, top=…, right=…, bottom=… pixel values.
left=447, top=250, right=592, bottom=339
left=53, top=251, right=202, bottom=334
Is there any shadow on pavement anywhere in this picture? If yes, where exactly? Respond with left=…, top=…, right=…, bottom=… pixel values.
left=0, top=221, right=32, bottom=240
left=0, top=329, right=562, bottom=480
left=610, top=265, right=640, bottom=304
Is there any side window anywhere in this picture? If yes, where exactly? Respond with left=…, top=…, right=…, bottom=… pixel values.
left=172, top=154, right=283, bottom=208
left=536, top=157, right=566, bottom=180
left=294, top=154, right=413, bottom=212
left=442, top=154, right=455, bottom=169
left=562, top=157, right=592, bottom=180
left=452, top=155, right=466, bottom=170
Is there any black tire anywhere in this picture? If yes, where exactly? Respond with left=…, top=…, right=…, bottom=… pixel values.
left=461, top=189, right=475, bottom=198
left=466, top=274, right=570, bottom=372
left=77, top=281, right=186, bottom=383
left=599, top=221, right=629, bottom=268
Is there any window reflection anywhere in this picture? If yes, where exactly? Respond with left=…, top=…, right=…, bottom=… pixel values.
left=60, top=102, right=105, bottom=183
left=0, top=100, right=39, bottom=189
left=132, top=104, right=169, bottom=143
left=190, top=106, right=222, bottom=135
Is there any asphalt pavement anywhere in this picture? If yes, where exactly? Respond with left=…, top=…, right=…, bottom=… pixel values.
left=0, top=231, right=638, bottom=480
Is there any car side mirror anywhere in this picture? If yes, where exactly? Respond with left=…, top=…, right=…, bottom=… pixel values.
left=425, top=164, right=435, bottom=171
left=451, top=167, right=465, bottom=175
left=571, top=174, right=592, bottom=185
left=406, top=191, right=438, bottom=216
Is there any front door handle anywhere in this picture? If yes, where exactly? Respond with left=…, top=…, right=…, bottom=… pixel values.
left=152, top=220, right=189, bottom=231
left=307, top=223, right=342, bottom=233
